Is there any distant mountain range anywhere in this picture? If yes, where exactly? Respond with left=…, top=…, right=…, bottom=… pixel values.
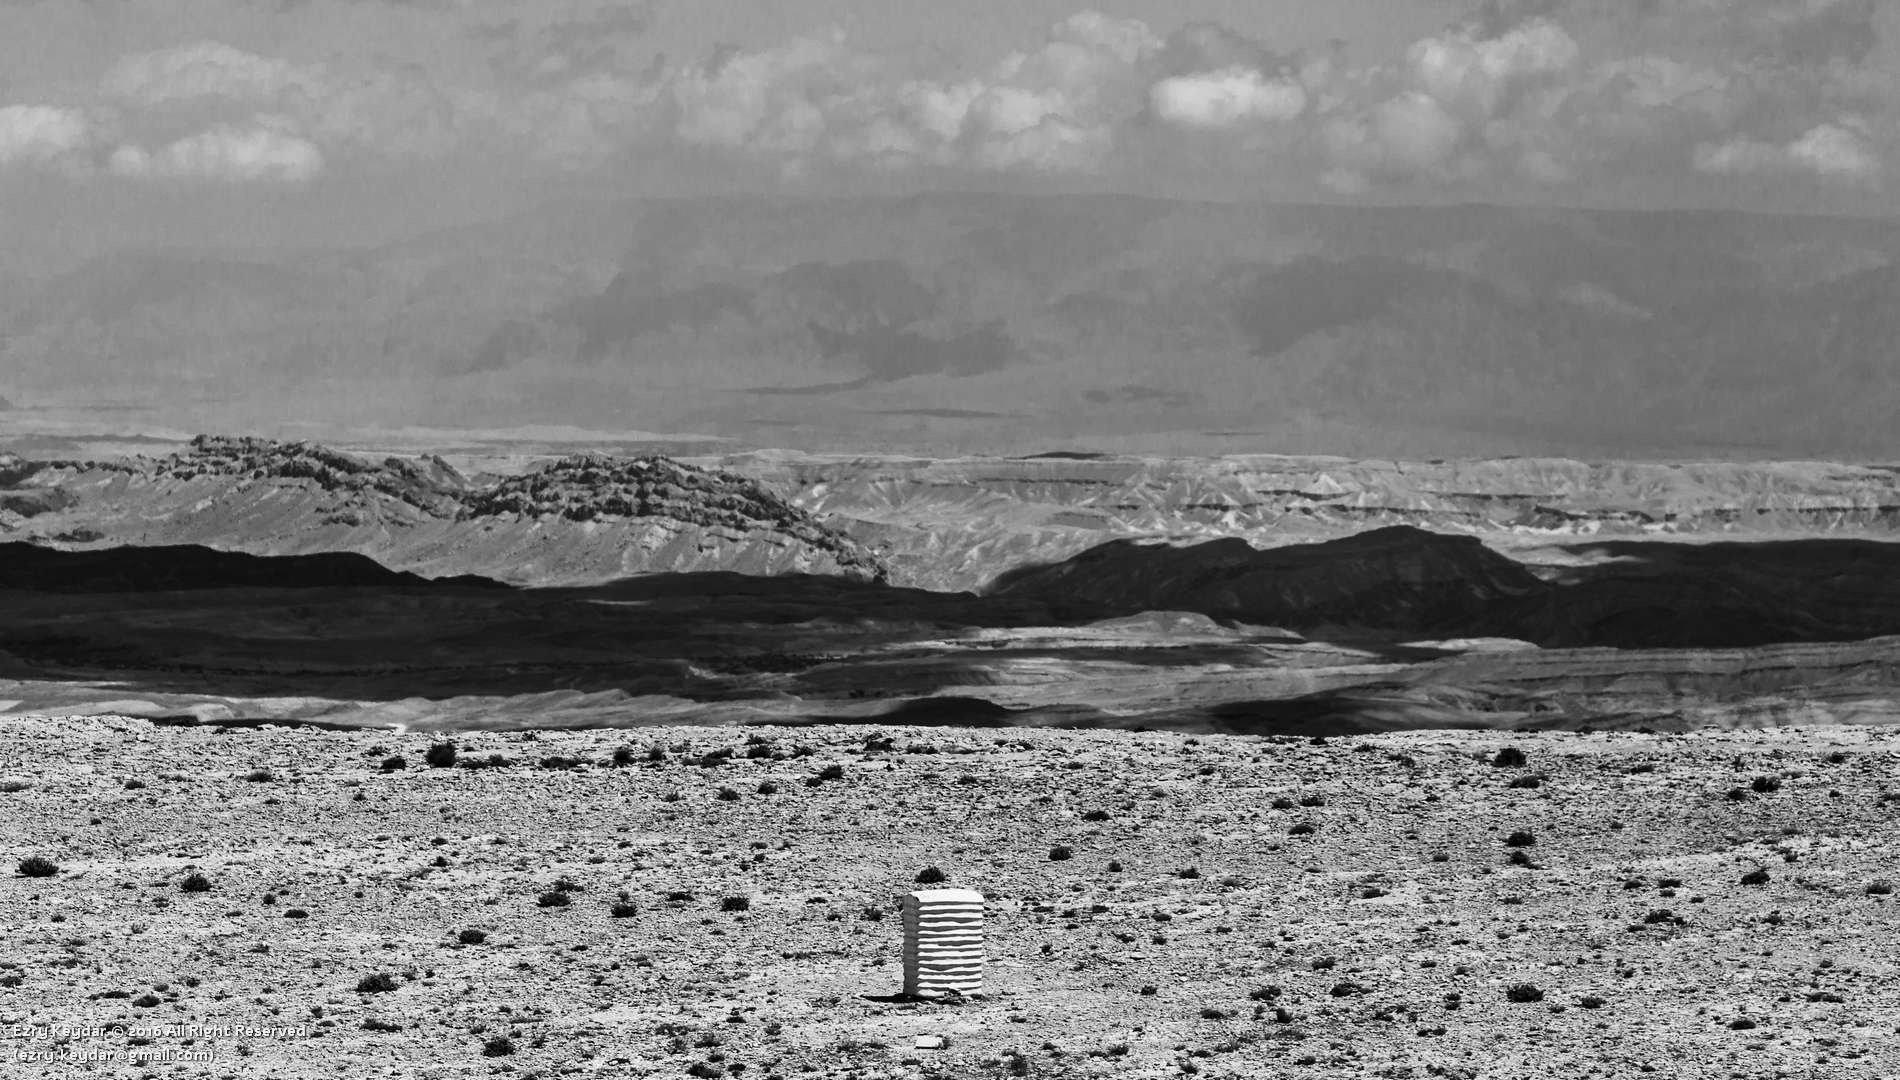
left=5, top=194, right=1899, bottom=458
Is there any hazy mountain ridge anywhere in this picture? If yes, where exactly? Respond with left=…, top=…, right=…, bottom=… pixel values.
left=6, top=194, right=1900, bottom=456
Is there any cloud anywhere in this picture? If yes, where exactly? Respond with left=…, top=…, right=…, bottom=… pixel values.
left=102, top=40, right=312, bottom=107
left=109, top=124, right=324, bottom=183
left=1318, top=18, right=1581, bottom=189
left=670, top=32, right=862, bottom=156
left=1151, top=68, right=1308, bottom=129
left=0, top=105, right=91, bottom=168
left=663, top=12, right=1169, bottom=175
left=1317, top=0, right=1892, bottom=192
left=1695, top=117, right=1882, bottom=183
left=16, top=1, right=1892, bottom=200
left=1477, top=0, right=1881, bottom=67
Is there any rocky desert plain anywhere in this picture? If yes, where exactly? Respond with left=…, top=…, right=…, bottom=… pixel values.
left=4, top=434, right=1900, bottom=1078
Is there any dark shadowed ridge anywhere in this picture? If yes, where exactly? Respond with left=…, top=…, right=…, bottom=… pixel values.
left=0, top=542, right=508, bottom=593
left=987, top=526, right=1900, bottom=649
left=987, top=526, right=1549, bottom=638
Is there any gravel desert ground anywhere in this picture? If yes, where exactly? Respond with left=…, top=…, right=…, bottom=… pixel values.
left=5, top=715, right=1897, bottom=1078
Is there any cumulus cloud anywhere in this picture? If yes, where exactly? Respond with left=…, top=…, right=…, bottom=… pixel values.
left=98, top=41, right=467, bottom=169
left=109, top=124, right=325, bottom=183
left=665, top=11, right=1318, bottom=175
left=0, top=105, right=91, bottom=168
left=1695, top=117, right=1882, bottom=182
left=8, top=0, right=1890, bottom=198
left=1151, top=68, right=1307, bottom=129
left=1319, top=0, right=1892, bottom=192
left=102, top=40, right=313, bottom=107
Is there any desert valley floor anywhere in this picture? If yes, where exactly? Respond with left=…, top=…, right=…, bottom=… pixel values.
left=4, top=717, right=1898, bottom=1079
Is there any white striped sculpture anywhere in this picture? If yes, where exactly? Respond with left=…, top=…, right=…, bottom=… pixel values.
left=901, top=888, right=985, bottom=997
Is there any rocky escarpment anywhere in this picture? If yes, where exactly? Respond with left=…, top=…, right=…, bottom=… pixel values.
left=464, top=455, right=883, bottom=581
left=158, top=435, right=470, bottom=515
left=6, top=437, right=887, bottom=586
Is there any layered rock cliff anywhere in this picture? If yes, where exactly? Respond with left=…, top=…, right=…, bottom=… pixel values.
left=3, top=437, right=886, bottom=586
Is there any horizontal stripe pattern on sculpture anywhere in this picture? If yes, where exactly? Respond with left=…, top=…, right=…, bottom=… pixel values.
left=902, top=889, right=984, bottom=996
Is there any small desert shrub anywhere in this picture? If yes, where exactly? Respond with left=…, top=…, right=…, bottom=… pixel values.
left=244, top=769, right=273, bottom=783
left=1868, top=880, right=1894, bottom=896
left=1081, top=809, right=1110, bottom=822
left=666, top=890, right=695, bottom=902
left=1505, top=984, right=1545, bottom=1003
left=915, top=866, right=948, bottom=884
left=1288, top=823, right=1316, bottom=836
left=720, top=895, right=752, bottom=912
left=1504, top=830, right=1536, bottom=847
left=1199, top=1007, right=1229, bottom=1019
left=716, top=787, right=741, bottom=802
left=1176, top=866, right=1201, bottom=879
left=756, top=781, right=779, bottom=795
left=1492, top=747, right=1528, bottom=768
left=1729, top=1018, right=1757, bottom=1030
left=482, top=1036, right=515, bottom=1057
left=806, top=763, right=846, bottom=787
left=1751, top=775, right=1782, bottom=794
left=458, top=928, right=487, bottom=944
left=611, top=747, right=636, bottom=767
left=536, top=891, right=571, bottom=908
left=1049, top=846, right=1073, bottom=862
left=1270, top=797, right=1296, bottom=810
left=124, top=778, right=145, bottom=790
left=861, top=905, right=885, bottom=921
left=1508, top=775, right=1545, bottom=789
left=1507, top=850, right=1533, bottom=867
left=17, top=856, right=57, bottom=878
left=1298, top=794, right=1326, bottom=807
left=425, top=741, right=458, bottom=769
left=356, top=972, right=399, bottom=994
left=611, top=901, right=639, bottom=918
left=132, top=994, right=161, bottom=1008
left=1740, top=869, right=1771, bottom=886
left=180, top=873, right=212, bottom=893
left=361, top=1018, right=403, bottom=1032
left=1578, top=995, right=1606, bottom=1009
left=1643, top=909, right=1679, bottom=925
left=1825, top=751, right=1849, bottom=764
left=1106, top=860, right=1123, bottom=872
left=284, top=908, right=309, bottom=919
left=1249, top=985, right=1281, bottom=1001
left=379, top=756, right=405, bottom=772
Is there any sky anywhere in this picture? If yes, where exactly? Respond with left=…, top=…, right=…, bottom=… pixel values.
left=0, top=0, right=1896, bottom=265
